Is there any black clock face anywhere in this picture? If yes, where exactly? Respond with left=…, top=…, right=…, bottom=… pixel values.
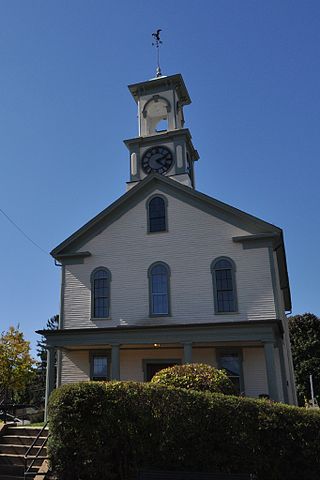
left=142, top=146, right=174, bottom=175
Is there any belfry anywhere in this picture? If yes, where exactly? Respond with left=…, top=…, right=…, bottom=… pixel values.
left=125, top=74, right=199, bottom=189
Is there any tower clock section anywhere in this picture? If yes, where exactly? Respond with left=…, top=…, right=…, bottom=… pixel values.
left=124, top=74, right=199, bottom=190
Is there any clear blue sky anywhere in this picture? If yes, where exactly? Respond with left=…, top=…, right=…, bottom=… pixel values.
left=1, top=1, right=319, bottom=356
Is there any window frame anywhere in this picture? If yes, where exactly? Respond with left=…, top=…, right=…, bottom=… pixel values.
left=146, top=194, right=168, bottom=234
left=148, top=261, right=171, bottom=317
left=211, top=256, right=238, bottom=314
left=216, top=347, right=244, bottom=395
left=89, top=350, right=111, bottom=381
left=90, top=267, right=112, bottom=319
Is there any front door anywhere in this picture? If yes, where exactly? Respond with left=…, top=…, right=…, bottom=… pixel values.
left=145, top=362, right=178, bottom=382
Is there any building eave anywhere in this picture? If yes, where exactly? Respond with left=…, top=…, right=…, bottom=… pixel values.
left=128, top=73, right=191, bottom=105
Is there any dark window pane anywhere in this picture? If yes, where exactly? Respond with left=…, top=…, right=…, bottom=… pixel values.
left=150, top=217, right=166, bottom=232
left=93, top=269, right=110, bottom=318
left=152, top=273, right=168, bottom=294
left=150, top=264, right=169, bottom=314
left=215, top=265, right=235, bottom=312
left=215, top=259, right=232, bottom=270
left=92, top=355, right=108, bottom=380
left=219, top=353, right=241, bottom=394
left=153, top=294, right=168, bottom=314
left=149, top=197, right=166, bottom=232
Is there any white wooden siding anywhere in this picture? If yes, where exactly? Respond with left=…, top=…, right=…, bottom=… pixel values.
left=60, top=350, right=90, bottom=384
left=243, top=347, right=268, bottom=398
left=63, top=189, right=276, bottom=329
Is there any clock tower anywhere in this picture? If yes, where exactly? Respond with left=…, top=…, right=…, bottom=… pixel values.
left=124, top=74, right=199, bottom=190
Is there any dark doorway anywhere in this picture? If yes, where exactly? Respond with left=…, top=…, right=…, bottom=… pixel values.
left=145, top=361, right=179, bottom=382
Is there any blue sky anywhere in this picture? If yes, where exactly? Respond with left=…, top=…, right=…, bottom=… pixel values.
left=1, top=1, right=319, bottom=356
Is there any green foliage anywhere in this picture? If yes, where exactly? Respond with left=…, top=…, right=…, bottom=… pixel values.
left=150, top=363, right=235, bottom=395
left=0, top=326, right=35, bottom=402
left=289, top=313, right=320, bottom=405
left=48, top=382, right=320, bottom=480
left=24, top=315, right=59, bottom=408
left=36, top=315, right=59, bottom=368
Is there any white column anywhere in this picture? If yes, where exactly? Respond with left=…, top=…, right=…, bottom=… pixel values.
left=44, top=347, right=56, bottom=421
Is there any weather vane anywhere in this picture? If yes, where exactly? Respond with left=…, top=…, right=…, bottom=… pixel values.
left=152, top=29, right=163, bottom=77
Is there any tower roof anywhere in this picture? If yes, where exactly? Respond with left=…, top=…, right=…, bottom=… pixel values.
left=128, top=73, right=191, bottom=105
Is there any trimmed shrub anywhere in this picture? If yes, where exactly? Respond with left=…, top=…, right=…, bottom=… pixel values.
left=48, top=382, right=320, bottom=480
left=150, top=363, right=235, bottom=394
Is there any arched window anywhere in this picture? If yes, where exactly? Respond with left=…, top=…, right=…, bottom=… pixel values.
left=148, top=262, right=170, bottom=316
left=211, top=257, right=237, bottom=313
left=147, top=196, right=167, bottom=233
left=91, top=268, right=111, bottom=318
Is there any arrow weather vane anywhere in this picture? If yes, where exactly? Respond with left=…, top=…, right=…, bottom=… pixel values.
left=152, top=29, right=163, bottom=77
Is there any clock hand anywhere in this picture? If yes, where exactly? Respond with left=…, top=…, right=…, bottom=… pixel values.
left=150, top=153, right=164, bottom=169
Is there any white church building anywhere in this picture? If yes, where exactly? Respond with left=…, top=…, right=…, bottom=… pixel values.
left=39, top=73, right=297, bottom=413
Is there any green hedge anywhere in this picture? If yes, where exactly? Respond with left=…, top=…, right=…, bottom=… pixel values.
left=150, top=363, right=235, bottom=394
left=48, top=382, right=320, bottom=480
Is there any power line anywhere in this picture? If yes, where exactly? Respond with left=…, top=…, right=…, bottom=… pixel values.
left=0, top=207, right=49, bottom=256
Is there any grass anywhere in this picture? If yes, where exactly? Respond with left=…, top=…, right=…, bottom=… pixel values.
left=28, top=421, right=45, bottom=427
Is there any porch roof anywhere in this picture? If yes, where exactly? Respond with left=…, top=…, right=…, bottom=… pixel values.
left=37, top=319, right=282, bottom=348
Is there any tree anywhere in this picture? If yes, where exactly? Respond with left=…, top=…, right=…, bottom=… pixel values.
left=288, top=313, right=320, bottom=405
left=37, top=314, right=59, bottom=378
left=0, top=326, right=35, bottom=403
left=29, top=314, right=59, bottom=407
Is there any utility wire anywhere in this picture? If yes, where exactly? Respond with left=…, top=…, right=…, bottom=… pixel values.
left=0, top=207, right=49, bottom=256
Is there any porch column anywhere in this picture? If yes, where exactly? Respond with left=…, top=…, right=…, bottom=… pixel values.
left=111, top=344, right=120, bottom=380
left=278, top=341, right=289, bottom=403
left=44, top=347, right=56, bottom=421
left=56, top=348, right=62, bottom=388
left=183, top=342, right=193, bottom=364
left=263, top=342, right=279, bottom=402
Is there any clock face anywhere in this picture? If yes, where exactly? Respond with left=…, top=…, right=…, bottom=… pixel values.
left=142, top=146, right=174, bottom=175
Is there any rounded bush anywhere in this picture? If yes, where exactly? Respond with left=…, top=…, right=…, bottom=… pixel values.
left=150, top=363, right=235, bottom=395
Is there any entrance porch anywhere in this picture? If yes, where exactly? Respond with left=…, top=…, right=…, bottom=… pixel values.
left=38, top=320, right=290, bottom=417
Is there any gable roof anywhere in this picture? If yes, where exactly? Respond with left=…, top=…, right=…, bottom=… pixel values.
left=51, top=174, right=291, bottom=310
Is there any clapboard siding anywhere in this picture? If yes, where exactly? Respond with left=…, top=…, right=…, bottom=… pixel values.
left=243, top=347, right=268, bottom=398
left=61, top=350, right=90, bottom=384
left=63, top=189, right=276, bottom=329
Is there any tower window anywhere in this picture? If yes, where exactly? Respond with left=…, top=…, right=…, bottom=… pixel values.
left=91, top=267, right=111, bottom=318
left=148, top=262, right=171, bottom=316
left=211, top=257, right=237, bottom=313
left=147, top=195, right=167, bottom=233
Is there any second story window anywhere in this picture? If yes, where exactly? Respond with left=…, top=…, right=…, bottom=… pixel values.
left=147, top=196, right=167, bottom=233
left=91, top=268, right=111, bottom=318
left=148, top=262, right=170, bottom=316
left=211, top=257, right=237, bottom=313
